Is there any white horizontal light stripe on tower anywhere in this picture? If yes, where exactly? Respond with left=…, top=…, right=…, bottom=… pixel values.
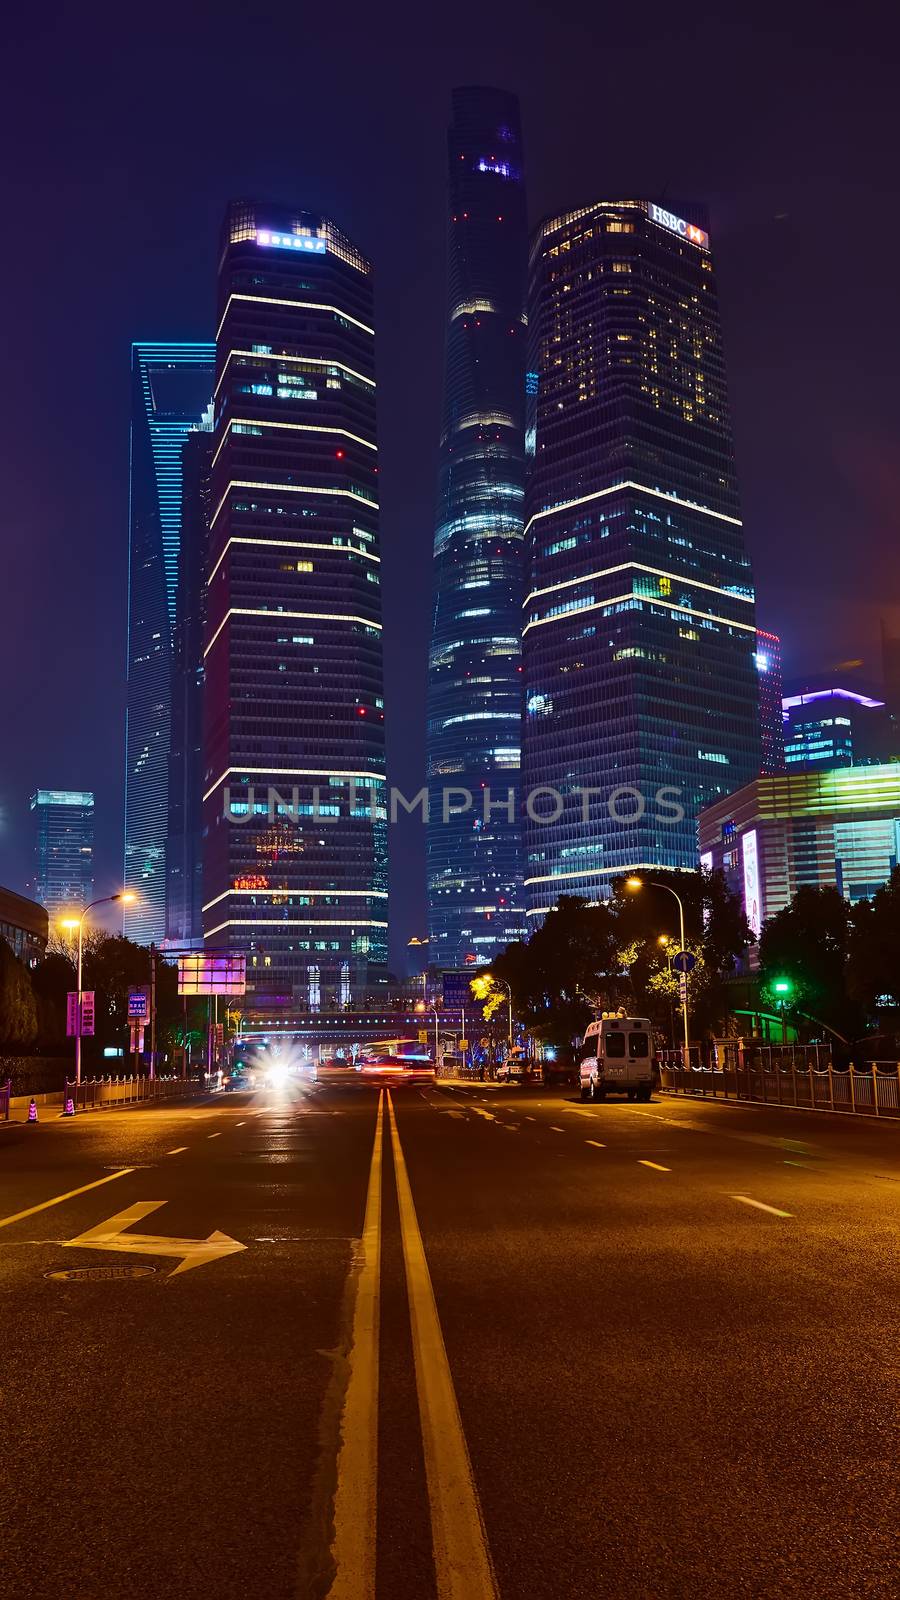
left=210, top=479, right=378, bottom=529
left=211, top=416, right=377, bottom=470
left=525, top=561, right=754, bottom=606
left=204, top=917, right=388, bottom=937
left=214, top=349, right=375, bottom=401
left=524, top=864, right=698, bottom=886
left=203, top=767, right=386, bottom=803
left=216, top=292, right=375, bottom=341
left=522, top=592, right=757, bottom=635
left=207, top=535, right=379, bottom=586
left=204, top=607, right=382, bottom=658
left=202, top=887, right=389, bottom=912
left=523, top=479, right=743, bottom=537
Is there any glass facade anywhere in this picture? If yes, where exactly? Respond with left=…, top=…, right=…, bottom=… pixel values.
left=523, top=200, right=760, bottom=918
left=699, top=766, right=900, bottom=929
left=426, top=87, right=528, bottom=967
left=202, top=202, right=386, bottom=1004
left=126, top=343, right=215, bottom=944
left=0, top=885, right=48, bottom=967
left=755, top=628, right=785, bottom=774
left=782, top=686, right=889, bottom=771
left=30, top=789, right=94, bottom=918
left=166, top=416, right=214, bottom=943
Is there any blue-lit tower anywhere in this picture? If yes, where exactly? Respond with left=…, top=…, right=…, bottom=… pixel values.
left=426, top=87, right=528, bottom=968
left=523, top=201, right=760, bottom=919
left=125, top=342, right=215, bottom=943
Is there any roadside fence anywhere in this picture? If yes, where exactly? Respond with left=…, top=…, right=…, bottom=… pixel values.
left=659, top=1050, right=900, bottom=1119
left=1, top=1077, right=10, bottom=1121
left=63, top=1074, right=205, bottom=1112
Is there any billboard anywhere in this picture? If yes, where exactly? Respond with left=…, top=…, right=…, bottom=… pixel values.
left=178, top=954, right=246, bottom=997
left=441, top=971, right=477, bottom=1009
left=742, top=830, right=762, bottom=941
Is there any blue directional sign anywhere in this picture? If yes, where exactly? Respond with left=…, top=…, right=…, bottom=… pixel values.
left=672, top=950, right=696, bottom=974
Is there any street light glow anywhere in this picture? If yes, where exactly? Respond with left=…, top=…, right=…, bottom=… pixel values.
left=625, top=876, right=643, bottom=891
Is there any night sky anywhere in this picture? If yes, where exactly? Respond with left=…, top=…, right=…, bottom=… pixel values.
left=2, top=1, right=898, bottom=968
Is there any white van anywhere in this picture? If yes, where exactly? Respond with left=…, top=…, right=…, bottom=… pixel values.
left=579, top=1016, right=653, bottom=1102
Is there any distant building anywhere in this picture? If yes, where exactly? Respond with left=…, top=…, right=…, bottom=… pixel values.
left=30, top=789, right=94, bottom=918
left=125, top=341, right=215, bottom=945
left=0, top=885, right=48, bottom=966
left=166, top=417, right=214, bottom=943
left=782, top=685, right=893, bottom=770
left=202, top=201, right=386, bottom=1005
left=699, top=766, right=900, bottom=941
left=755, top=629, right=784, bottom=773
left=426, top=87, right=528, bottom=968
left=523, top=199, right=760, bottom=919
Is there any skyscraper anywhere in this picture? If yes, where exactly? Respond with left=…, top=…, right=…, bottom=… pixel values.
left=755, top=628, right=785, bottom=774
left=523, top=200, right=760, bottom=918
left=125, top=342, right=215, bottom=943
left=30, top=789, right=94, bottom=917
left=166, top=415, right=214, bottom=943
left=426, top=87, right=528, bottom=969
left=202, top=202, right=386, bottom=1004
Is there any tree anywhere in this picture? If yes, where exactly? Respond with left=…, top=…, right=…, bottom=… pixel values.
left=31, top=951, right=76, bottom=1049
left=758, top=885, right=862, bottom=1040
left=608, top=869, right=751, bottom=1041
left=492, top=896, right=620, bottom=1048
left=848, top=867, right=900, bottom=1017
left=0, top=938, right=38, bottom=1049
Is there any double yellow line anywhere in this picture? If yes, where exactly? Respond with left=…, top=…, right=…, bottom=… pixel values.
left=326, top=1090, right=498, bottom=1600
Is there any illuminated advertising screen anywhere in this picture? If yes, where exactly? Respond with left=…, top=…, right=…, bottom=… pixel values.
left=178, top=954, right=247, bottom=996
left=742, top=830, right=762, bottom=940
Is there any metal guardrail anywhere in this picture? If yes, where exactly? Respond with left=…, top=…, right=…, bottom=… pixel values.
left=64, top=1074, right=205, bottom=1111
left=659, top=1060, right=900, bottom=1118
left=1, top=1077, right=10, bottom=1121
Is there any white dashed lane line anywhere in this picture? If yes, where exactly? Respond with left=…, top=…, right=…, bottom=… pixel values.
left=166, top=1147, right=188, bottom=1155
left=585, top=1140, right=606, bottom=1149
left=638, top=1160, right=670, bottom=1172
left=731, top=1194, right=793, bottom=1218
left=207, top=1132, right=222, bottom=1140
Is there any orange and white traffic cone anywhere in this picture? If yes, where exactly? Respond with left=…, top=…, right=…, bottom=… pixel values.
left=27, top=1098, right=38, bottom=1124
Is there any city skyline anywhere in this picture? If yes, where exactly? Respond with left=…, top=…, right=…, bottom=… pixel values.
left=2, top=10, right=898, bottom=972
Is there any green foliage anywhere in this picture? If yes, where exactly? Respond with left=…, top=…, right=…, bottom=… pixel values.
left=847, top=867, right=900, bottom=1014
left=758, top=885, right=862, bottom=1039
left=491, top=873, right=750, bottom=1048
left=0, top=938, right=38, bottom=1048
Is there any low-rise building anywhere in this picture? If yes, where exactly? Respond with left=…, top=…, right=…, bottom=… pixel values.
left=699, top=765, right=900, bottom=940
left=0, top=885, right=49, bottom=966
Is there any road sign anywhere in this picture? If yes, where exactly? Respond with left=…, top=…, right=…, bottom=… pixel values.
left=62, top=1200, right=246, bottom=1277
left=672, top=950, right=696, bottom=974
left=458, top=1038, right=469, bottom=1051
left=678, top=973, right=688, bottom=1004
left=127, top=985, right=150, bottom=1020
left=66, top=992, right=79, bottom=1037
left=79, top=991, right=95, bottom=1037
left=129, top=1021, right=145, bottom=1053
left=178, top=953, right=246, bottom=996
left=417, top=1029, right=428, bottom=1044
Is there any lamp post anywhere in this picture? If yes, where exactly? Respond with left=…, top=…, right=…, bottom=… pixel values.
left=60, top=892, right=136, bottom=1086
left=416, top=999, right=440, bottom=1065
left=627, top=878, right=690, bottom=1065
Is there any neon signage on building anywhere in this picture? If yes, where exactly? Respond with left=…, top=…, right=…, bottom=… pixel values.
left=647, top=203, right=709, bottom=250
left=256, top=230, right=326, bottom=254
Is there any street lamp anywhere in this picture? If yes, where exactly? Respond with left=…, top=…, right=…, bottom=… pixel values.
left=626, top=877, right=691, bottom=1064
left=657, top=935, right=676, bottom=1049
left=60, top=892, right=136, bottom=1086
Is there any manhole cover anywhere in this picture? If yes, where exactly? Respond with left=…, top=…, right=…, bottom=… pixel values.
left=45, top=1264, right=158, bottom=1282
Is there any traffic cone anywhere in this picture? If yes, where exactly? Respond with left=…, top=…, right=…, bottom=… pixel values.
left=62, top=1097, right=75, bottom=1117
left=27, top=1098, right=38, bottom=1124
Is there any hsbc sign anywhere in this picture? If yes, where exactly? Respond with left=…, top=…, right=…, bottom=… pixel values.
left=647, top=203, right=709, bottom=250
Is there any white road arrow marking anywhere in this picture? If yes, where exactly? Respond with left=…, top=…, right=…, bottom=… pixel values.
left=62, top=1201, right=247, bottom=1277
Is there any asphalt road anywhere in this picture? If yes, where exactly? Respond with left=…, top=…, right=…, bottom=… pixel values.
left=0, top=1078, right=897, bottom=1599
